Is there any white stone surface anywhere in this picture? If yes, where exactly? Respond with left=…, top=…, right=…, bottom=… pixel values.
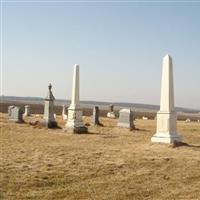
left=65, top=64, right=87, bottom=133
left=117, top=108, right=134, bottom=129
left=23, top=105, right=31, bottom=117
left=107, top=112, right=116, bottom=119
left=185, top=118, right=191, bottom=123
left=151, top=55, right=182, bottom=144
left=43, top=84, right=57, bottom=127
left=62, top=105, right=68, bottom=121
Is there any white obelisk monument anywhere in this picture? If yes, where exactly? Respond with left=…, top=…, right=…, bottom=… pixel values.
left=65, top=64, right=87, bottom=133
left=151, top=55, right=182, bottom=144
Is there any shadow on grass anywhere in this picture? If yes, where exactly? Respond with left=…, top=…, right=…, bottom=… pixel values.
left=171, top=141, right=200, bottom=148
left=134, top=128, right=149, bottom=132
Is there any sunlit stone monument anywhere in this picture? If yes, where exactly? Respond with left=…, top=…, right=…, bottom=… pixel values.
left=65, top=64, right=87, bottom=133
left=43, top=84, right=57, bottom=128
left=151, top=55, right=182, bottom=144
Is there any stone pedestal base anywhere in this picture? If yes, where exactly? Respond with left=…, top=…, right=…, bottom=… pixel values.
left=43, top=120, right=58, bottom=128
left=64, top=108, right=87, bottom=134
left=151, top=132, right=182, bottom=144
left=151, top=111, right=182, bottom=144
left=65, top=126, right=88, bottom=134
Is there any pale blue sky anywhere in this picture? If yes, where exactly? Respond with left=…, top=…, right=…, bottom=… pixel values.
left=1, top=1, right=200, bottom=109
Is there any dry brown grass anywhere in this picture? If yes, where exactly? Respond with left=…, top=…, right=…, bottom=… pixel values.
left=0, top=113, right=200, bottom=200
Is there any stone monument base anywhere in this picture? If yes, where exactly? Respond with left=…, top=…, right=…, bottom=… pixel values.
left=64, top=109, right=88, bottom=134
left=64, top=126, right=88, bottom=134
left=42, top=120, right=58, bottom=128
left=151, top=132, right=182, bottom=144
left=117, top=122, right=134, bottom=130
left=151, top=111, right=182, bottom=144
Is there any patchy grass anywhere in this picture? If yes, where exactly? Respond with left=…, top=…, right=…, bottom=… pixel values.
left=0, top=113, right=200, bottom=200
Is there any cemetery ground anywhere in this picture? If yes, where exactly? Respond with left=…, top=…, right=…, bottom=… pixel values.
left=0, top=113, right=200, bottom=200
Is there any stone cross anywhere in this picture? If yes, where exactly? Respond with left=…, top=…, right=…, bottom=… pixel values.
left=65, top=64, right=88, bottom=133
left=43, top=84, right=57, bottom=128
left=151, top=55, right=182, bottom=144
left=117, top=108, right=134, bottom=129
left=8, top=106, right=23, bottom=123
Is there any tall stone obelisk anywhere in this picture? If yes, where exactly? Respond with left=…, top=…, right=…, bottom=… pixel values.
left=65, top=64, right=88, bottom=133
left=151, top=55, right=182, bottom=144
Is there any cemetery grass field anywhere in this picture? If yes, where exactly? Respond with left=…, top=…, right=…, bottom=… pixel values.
left=1, top=113, right=200, bottom=200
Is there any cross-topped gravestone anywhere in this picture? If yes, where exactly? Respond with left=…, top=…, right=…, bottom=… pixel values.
left=43, top=84, right=57, bottom=128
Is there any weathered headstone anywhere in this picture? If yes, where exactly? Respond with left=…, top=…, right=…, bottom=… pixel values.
left=107, top=104, right=116, bottom=118
left=151, top=55, right=182, bottom=144
left=92, top=106, right=102, bottom=126
left=118, top=108, right=134, bottom=129
left=62, top=105, right=68, bottom=121
left=8, top=105, right=15, bottom=117
left=23, top=105, right=31, bottom=117
left=43, top=84, right=57, bottom=128
left=65, top=64, right=88, bottom=133
left=8, top=106, right=23, bottom=123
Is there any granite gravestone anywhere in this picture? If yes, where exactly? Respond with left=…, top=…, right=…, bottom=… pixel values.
left=118, top=108, right=134, bottom=129
left=43, top=84, right=57, bottom=128
left=8, top=105, right=15, bottom=117
left=8, top=106, right=24, bottom=123
left=92, top=106, right=103, bottom=126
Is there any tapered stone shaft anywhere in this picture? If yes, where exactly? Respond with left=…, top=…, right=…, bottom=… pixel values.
left=71, top=64, right=80, bottom=108
left=160, top=55, right=174, bottom=112
left=65, top=64, right=87, bottom=133
left=151, top=55, right=182, bottom=144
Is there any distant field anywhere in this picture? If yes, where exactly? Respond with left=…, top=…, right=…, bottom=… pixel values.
left=1, top=113, right=200, bottom=200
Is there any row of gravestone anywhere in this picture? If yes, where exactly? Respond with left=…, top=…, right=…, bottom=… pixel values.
left=92, top=106, right=135, bottom=129
left=8, top=102, right=135, bottom=130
